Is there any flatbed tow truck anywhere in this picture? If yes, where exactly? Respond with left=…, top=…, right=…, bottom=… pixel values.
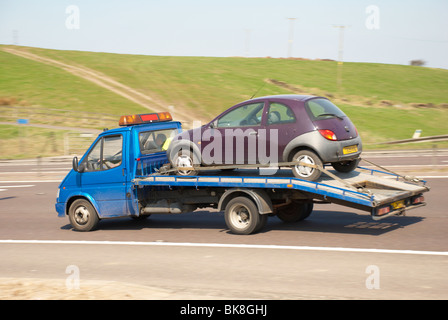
left=56, top=112, right=430, bottom=234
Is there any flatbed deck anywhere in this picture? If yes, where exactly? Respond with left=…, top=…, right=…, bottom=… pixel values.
left=133, top=166, right=429, bottom=219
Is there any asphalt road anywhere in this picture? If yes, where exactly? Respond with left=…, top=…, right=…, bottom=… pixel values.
left=0, top=150, right=447, bottom=300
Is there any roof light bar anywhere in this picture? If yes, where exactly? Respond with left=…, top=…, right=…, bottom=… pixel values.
left=119, top=112, right=173, bottom=126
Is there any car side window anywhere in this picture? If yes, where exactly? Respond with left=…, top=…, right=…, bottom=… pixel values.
left=216, top=102, right=264, bottom=128
left=83, top=135, right=123, bottom=172
left=267, top=102, right=296, bottom=125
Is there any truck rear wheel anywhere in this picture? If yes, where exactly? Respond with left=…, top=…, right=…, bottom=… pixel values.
left=276, top=201, right=313, bottom=223
left=225, top=197, right=265, bottom=235
left=68, top=199, right=99, bottom=232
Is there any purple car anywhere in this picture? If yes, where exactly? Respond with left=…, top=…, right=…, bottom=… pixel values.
left=168, top=95, right=362, bottom=180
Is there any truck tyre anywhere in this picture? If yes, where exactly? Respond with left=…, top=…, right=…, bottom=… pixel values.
left=331, top=158, right=360, bottom=173
left=276, top=201, right=313, bottom=223
left=225, top=197, right=263, bottom=235
left=291, top=150, right=322, bottom=181
left=68, top=199, right=99, bottom=232
left=172, top=150, right=199, bottom=176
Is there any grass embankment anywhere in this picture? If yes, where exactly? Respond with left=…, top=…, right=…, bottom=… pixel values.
left=1, top=45, right=447, bottom=159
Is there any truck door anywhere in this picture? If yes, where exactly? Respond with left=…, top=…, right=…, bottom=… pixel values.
left=80, top=133, right=127, bottom=218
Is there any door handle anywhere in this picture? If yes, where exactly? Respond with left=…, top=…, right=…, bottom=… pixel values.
left=249, top=131, right=257, bottom=136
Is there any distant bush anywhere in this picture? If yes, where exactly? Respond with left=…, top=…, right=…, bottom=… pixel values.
left=0, top=97, right=17, bottom=105
left=410, top=60, right=425, bottom=66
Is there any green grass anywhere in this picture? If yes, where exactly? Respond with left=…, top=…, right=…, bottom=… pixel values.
left=339, top=104, right=448, bottom=146
left=0, top=49, right=145, bottom=115
left=23, top=46, right=448, bottom=110
left=0, top=124, right=69, bottom=159
left=1, top=45, right=447, bottom=158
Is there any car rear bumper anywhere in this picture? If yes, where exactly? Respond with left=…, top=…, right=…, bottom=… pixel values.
left=283, top=130, right=362, bottom=163
left=324, top=136, right=363, bottom=163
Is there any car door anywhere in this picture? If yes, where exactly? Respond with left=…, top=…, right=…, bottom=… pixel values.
left=264, top=101, right=298, bottom=164
left=212, top=101, right=266, bottom=165
left=80, top=133, right=127, bottom=218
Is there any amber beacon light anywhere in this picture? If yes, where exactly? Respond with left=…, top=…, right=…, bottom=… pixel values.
left=119, top=112, right=173, bottom=126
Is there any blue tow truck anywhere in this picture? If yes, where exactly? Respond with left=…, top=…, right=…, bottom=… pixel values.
left=55, top=112, right=429, bottom=234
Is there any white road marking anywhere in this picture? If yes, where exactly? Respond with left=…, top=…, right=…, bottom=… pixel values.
left=0, top=171, right=67, bottom=174
left=0, top=180, right=61, bottom=183
left=0, top=239, right=447, bottom=256
left=0, top=185, right=35, bottom=188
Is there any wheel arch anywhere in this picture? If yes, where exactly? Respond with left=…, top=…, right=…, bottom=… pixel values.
left=167, top=140, right=202, bottom=165
left=286, top=145, right=323, bottom=162
left=66, top=194, right=100, bottom=217
left=283, top=131, right=325, bottom=163
left=218, top=188, right=273, bottom=215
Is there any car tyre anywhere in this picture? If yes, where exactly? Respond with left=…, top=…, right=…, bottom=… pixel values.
left=291, top=150, right=323, bottom=181
left=172, top=150, right=199, bottom=176
left=331, top=158, right=360, bottom=173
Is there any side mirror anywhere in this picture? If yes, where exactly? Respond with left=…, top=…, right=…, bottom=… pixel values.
left=209, top=121, right=217, bottom=129
left=72, top=156, right=85, bottom=173
left=72, top=156, right=79, bottom=172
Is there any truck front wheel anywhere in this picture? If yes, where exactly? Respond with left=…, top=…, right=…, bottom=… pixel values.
left=68, top=199, right=99, bottom=232
left=225, top=197, right=265, bottom=235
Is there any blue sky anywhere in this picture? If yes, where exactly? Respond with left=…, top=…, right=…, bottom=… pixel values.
left=1, top=0, right=447, bottom=69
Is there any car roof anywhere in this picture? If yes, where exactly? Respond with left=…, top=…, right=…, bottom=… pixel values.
left=244, top=94, right=323, bottom=103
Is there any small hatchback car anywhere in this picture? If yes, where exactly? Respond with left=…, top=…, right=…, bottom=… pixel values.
left=168, top=95, right=362, bottom=180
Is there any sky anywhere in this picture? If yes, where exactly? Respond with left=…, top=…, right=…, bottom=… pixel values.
left=1, top=0, right=447, bottom=69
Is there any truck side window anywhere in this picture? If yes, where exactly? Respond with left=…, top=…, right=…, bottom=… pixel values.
left=139, top=129, right=178, bottom=155
left=83, top=135, right=123, bottom=171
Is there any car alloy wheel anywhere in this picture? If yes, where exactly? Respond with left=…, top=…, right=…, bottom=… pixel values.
left=291, top=150, right=323, bottom=181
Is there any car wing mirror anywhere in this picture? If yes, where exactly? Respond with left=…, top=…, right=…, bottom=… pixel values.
left=209, top=120, right=217, bottom=129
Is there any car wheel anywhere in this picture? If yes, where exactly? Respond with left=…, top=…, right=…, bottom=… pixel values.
left=291, top=150, right=323, bottom=181
left=173, top=150, right=199, bottom=176
left=332, top=158, right=359, bottom=173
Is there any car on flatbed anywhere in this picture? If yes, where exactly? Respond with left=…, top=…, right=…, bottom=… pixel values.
left=168, top=95, right=362, bottom=181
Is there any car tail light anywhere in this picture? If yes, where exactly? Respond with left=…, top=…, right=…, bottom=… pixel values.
left=318, top=129, right=337, bottom=141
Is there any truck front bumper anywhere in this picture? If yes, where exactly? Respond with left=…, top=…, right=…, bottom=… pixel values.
left=55, top=202, right=66, bottom=217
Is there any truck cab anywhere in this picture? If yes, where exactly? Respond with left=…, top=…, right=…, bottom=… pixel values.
left=55, top=112, right=181, bottom=230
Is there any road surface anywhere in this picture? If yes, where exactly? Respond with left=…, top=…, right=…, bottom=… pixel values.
left=0, top=150, right=447, bottom=301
